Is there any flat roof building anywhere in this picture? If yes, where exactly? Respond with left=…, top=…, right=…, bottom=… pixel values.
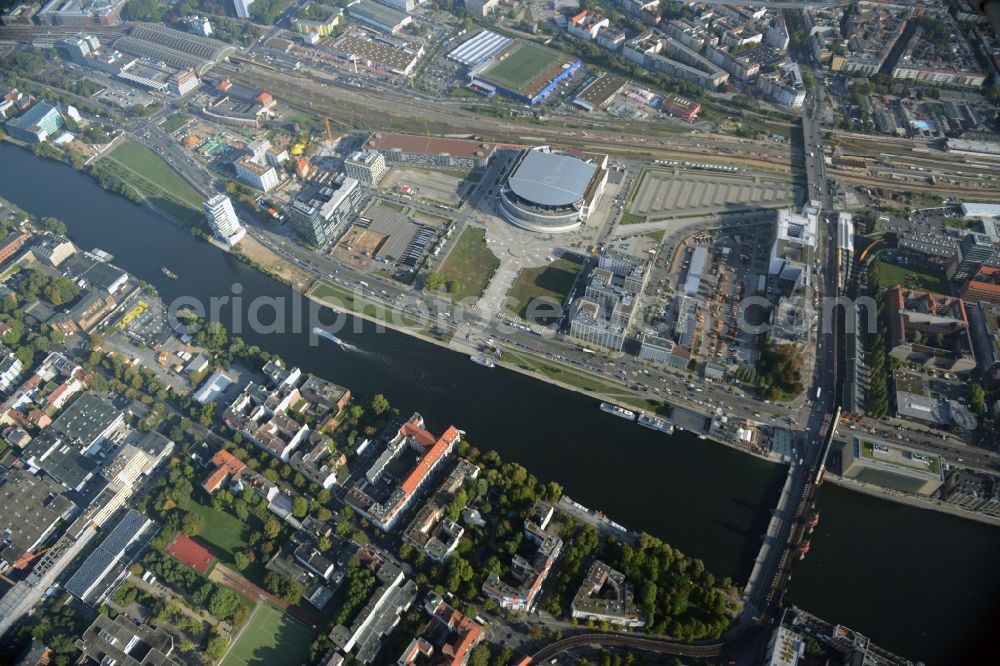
left=75, top=614, right=179, bottom=666
left=842, top=437, right=944, bottom=496
left=65, top=509, right=157, bottom=604
left=346, top=0, right=412, bottom=34
left=0, top=469, right=76, bottom=568
left=364, top=132, right=494, bottom=170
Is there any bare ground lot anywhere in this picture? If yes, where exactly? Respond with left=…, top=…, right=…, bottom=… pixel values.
left=381, top=166, right=466, bottom=206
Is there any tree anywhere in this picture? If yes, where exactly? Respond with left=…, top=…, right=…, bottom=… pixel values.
left=424, top=272, right=445, bottom=292
left=182, top=511, right=205, bottom=535
left=264, top=516, right=281, bottom=538
left=205, top=636, right=228, bottom=659
left=233, top=551, right=250, bottom=571
left=208, top=587, right=240, bottom=620
left=469, top=644, right=490, bottom=666
left=969, top=383, right=986, bottom=415
left=370, top=393, right=390, bottom=415
left=444, top=556, right=474, bottom=593
left=123, top=0, right=166, bottom=21
left=292, top=496, right=309, bottom=519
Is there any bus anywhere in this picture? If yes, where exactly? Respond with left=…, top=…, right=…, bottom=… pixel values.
left=580, top=347, right=596, bottom=355
left=815, top=387, right=823, bottom=400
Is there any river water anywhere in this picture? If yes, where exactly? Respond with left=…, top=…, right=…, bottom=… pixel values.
left=1, top=143, right=997, bottom=664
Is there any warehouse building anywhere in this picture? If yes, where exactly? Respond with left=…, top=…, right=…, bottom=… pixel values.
left=346, top=0, right=412, bottom=34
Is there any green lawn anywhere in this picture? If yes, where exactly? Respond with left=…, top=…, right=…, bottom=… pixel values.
left=505, top=255, right=583, bottom=322
left=106, top=141, right=203, bottom=208
left=376, top=199, right=407, bottom=213
left=644, top=229, right=665, bottom=242
left=180, top=498, right=248, bottom=558
left=620, top=212, right=646, bottom=225
left=160, top=113, right=190, bottom=134
left=877, top=261, right=947, bottom=293
left=438, top=227, right=499, bottom=303
left=221, top=603, right=314, bottom=666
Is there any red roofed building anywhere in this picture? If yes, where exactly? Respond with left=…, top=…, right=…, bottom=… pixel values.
left=960, top=265, right=1000, bottom=305
left=256, top=91, right=273, bottom=106
left=0, top=231, right=29, bottom=264
left=202, top=449, right=247, bottom=493
left=218, top=80, right=232, bottom=92
left=399, top=593, right=485, bottom=665
left=345, top=414, right=461, bottom=531
left=660, top=94, right=701, bottom=122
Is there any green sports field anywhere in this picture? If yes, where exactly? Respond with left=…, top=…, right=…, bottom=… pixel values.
left=221, top=603, right=314, bottom=666
left=481, top=42, right=564, bottom=93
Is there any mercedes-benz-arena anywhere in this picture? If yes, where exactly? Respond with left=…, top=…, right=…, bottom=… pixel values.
left=498, top=146, right=609, bottom=232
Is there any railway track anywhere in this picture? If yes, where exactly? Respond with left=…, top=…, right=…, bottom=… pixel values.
left=529, top=632, right=732, bottom=662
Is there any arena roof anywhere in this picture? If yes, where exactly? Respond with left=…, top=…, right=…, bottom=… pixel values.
left=507, top=148, right=597, bottom=208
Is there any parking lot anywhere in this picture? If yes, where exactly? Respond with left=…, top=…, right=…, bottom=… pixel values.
left=629, top=168, right=802, bottom=220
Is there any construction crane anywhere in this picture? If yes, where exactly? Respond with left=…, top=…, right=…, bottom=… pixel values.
left=13, top=545, right=52, bottom=570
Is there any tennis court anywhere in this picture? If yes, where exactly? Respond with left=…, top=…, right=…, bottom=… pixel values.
left=166, top=533, right=215, bottom=573
left=221, top=602, right=315, bottom=666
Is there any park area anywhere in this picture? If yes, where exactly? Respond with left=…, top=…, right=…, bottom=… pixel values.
left=220, top=602, right=314, bottom=666
left=505, top=254, right=583, bottom=322
left=101, top=141, right=204, bottom=227
left=180, top=498, right=248, bottom=561
left=876, top=260, right=948, bottom=293
left=437, top=227, right=499, bottom=302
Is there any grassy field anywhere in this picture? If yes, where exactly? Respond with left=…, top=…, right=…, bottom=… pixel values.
left=877, top=261, right=948, bottom=293
left=160, top=113, right=190, bottom=134
left=438, top=227, right=499, bottom=302
left=221, top=603, right=314, bottom=666
left=482, top=42, right=562, bottom=91
left=180, top=499, right=247, bottom=558
left=107, top=141, right=203, bottom=209
left=505, top=255, right=583, bottom=322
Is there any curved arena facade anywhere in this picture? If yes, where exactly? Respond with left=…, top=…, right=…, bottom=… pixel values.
left=499, top=146, right=608, bottom=233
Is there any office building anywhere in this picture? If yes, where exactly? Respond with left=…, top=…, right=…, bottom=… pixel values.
left=345, top=150, right=387, bottom=185
left=76, top=614, right=179, bottom=666
left=203, top=194, right=246, bottom=246
left=234, top=153, right=280, bottom=192
left=951, top=232, right=999, bottom=283
left=841, top=437, right=944, bottom=496
left=5, top=102, right=64, bottom=143
left=233, top=0, right=254, bottom=19
left=290, top=173, right=362, bottom=247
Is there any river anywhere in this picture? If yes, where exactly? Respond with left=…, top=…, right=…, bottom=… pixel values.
left=1, top=143, right=997, bottom=664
